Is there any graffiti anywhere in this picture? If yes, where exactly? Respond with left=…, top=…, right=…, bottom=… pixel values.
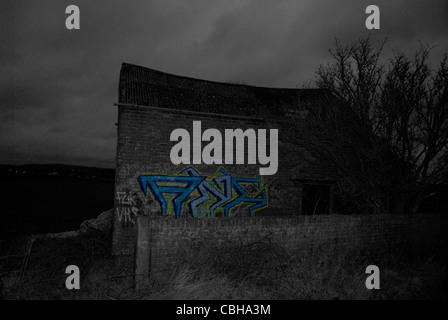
left=116, top=206, right=138, bottom=224
left=116, top=191, right=137, bottom=206
left=118, top=166, right=129, bottom=180
left=117, top=163, right=141, bottom=181
left=116, top=190, right=140, bottom=225
left=138, top=167, right=268, bottom=218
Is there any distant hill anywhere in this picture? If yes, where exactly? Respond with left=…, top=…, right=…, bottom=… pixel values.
left=0, top=164, right=115, bottom=182
left=0, top=164, right=115, bottom=239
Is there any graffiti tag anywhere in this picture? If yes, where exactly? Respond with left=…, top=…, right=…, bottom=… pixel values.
left=138, top=167, right=268, bottom=218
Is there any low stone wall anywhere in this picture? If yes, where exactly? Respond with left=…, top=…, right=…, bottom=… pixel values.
left=142, top=213, right=448, bottom=280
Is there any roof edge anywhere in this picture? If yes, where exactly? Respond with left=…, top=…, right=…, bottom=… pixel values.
left=120, top=62, right=326, bottom=93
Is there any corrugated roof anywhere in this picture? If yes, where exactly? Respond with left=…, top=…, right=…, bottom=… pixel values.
left=118, top=63, right=326, bottom=117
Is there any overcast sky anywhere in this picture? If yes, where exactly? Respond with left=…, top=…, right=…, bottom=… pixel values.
left=1, top=0, right=447, bottom=168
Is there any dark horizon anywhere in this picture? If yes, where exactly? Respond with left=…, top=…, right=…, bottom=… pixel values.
left=0, top=163, right=116, bottom=169
left=2, top=0, right=448, bottom=168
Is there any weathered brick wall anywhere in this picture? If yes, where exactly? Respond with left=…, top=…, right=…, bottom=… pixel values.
left=113, top=105, right=308, bottom=254
left=147, top=213, right=448, bottom=279
left=113, top=105, right=447, bottom=263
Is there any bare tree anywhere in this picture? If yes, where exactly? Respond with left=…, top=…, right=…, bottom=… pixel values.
left=377, top=47, right=448, bottom=213
left=282, top=94, right=395, bottom=214
left=285, top=38, right=448, bottom=214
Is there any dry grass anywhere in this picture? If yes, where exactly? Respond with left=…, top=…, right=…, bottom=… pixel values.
left=1, top=229, right=447, bottom=300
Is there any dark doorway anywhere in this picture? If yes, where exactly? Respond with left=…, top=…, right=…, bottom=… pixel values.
left=302, top=184, right=332, bottom=215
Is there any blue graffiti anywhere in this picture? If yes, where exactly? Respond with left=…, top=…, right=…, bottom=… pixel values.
left=137, top=167, right=268, bottom=218
left=218, top=168, right=268, bottom=217
left=138, top=175, right=205, bottom=218
left=179, top=168, right=232, bottom=218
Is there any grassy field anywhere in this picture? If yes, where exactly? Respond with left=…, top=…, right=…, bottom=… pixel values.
left=1, top=224, right=447, bottom=300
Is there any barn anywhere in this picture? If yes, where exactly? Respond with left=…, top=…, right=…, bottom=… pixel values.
left=112, top=62, right=335, bottom=255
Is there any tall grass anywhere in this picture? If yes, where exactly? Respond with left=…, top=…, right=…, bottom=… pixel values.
left=1, top=229, right=447, bottom=300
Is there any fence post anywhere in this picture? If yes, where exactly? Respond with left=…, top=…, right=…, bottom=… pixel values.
left=135, top=214, right=150, bottom=290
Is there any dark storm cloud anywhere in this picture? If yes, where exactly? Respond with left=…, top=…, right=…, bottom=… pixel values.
left=1, top=0, right=447, bottom=167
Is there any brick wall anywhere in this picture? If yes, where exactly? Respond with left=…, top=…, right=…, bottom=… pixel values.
left=113, top=105, right=445, bottom=262
left=146, top=213, right=448, bottom=280
left=113, top=105, right=312, bottom=254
